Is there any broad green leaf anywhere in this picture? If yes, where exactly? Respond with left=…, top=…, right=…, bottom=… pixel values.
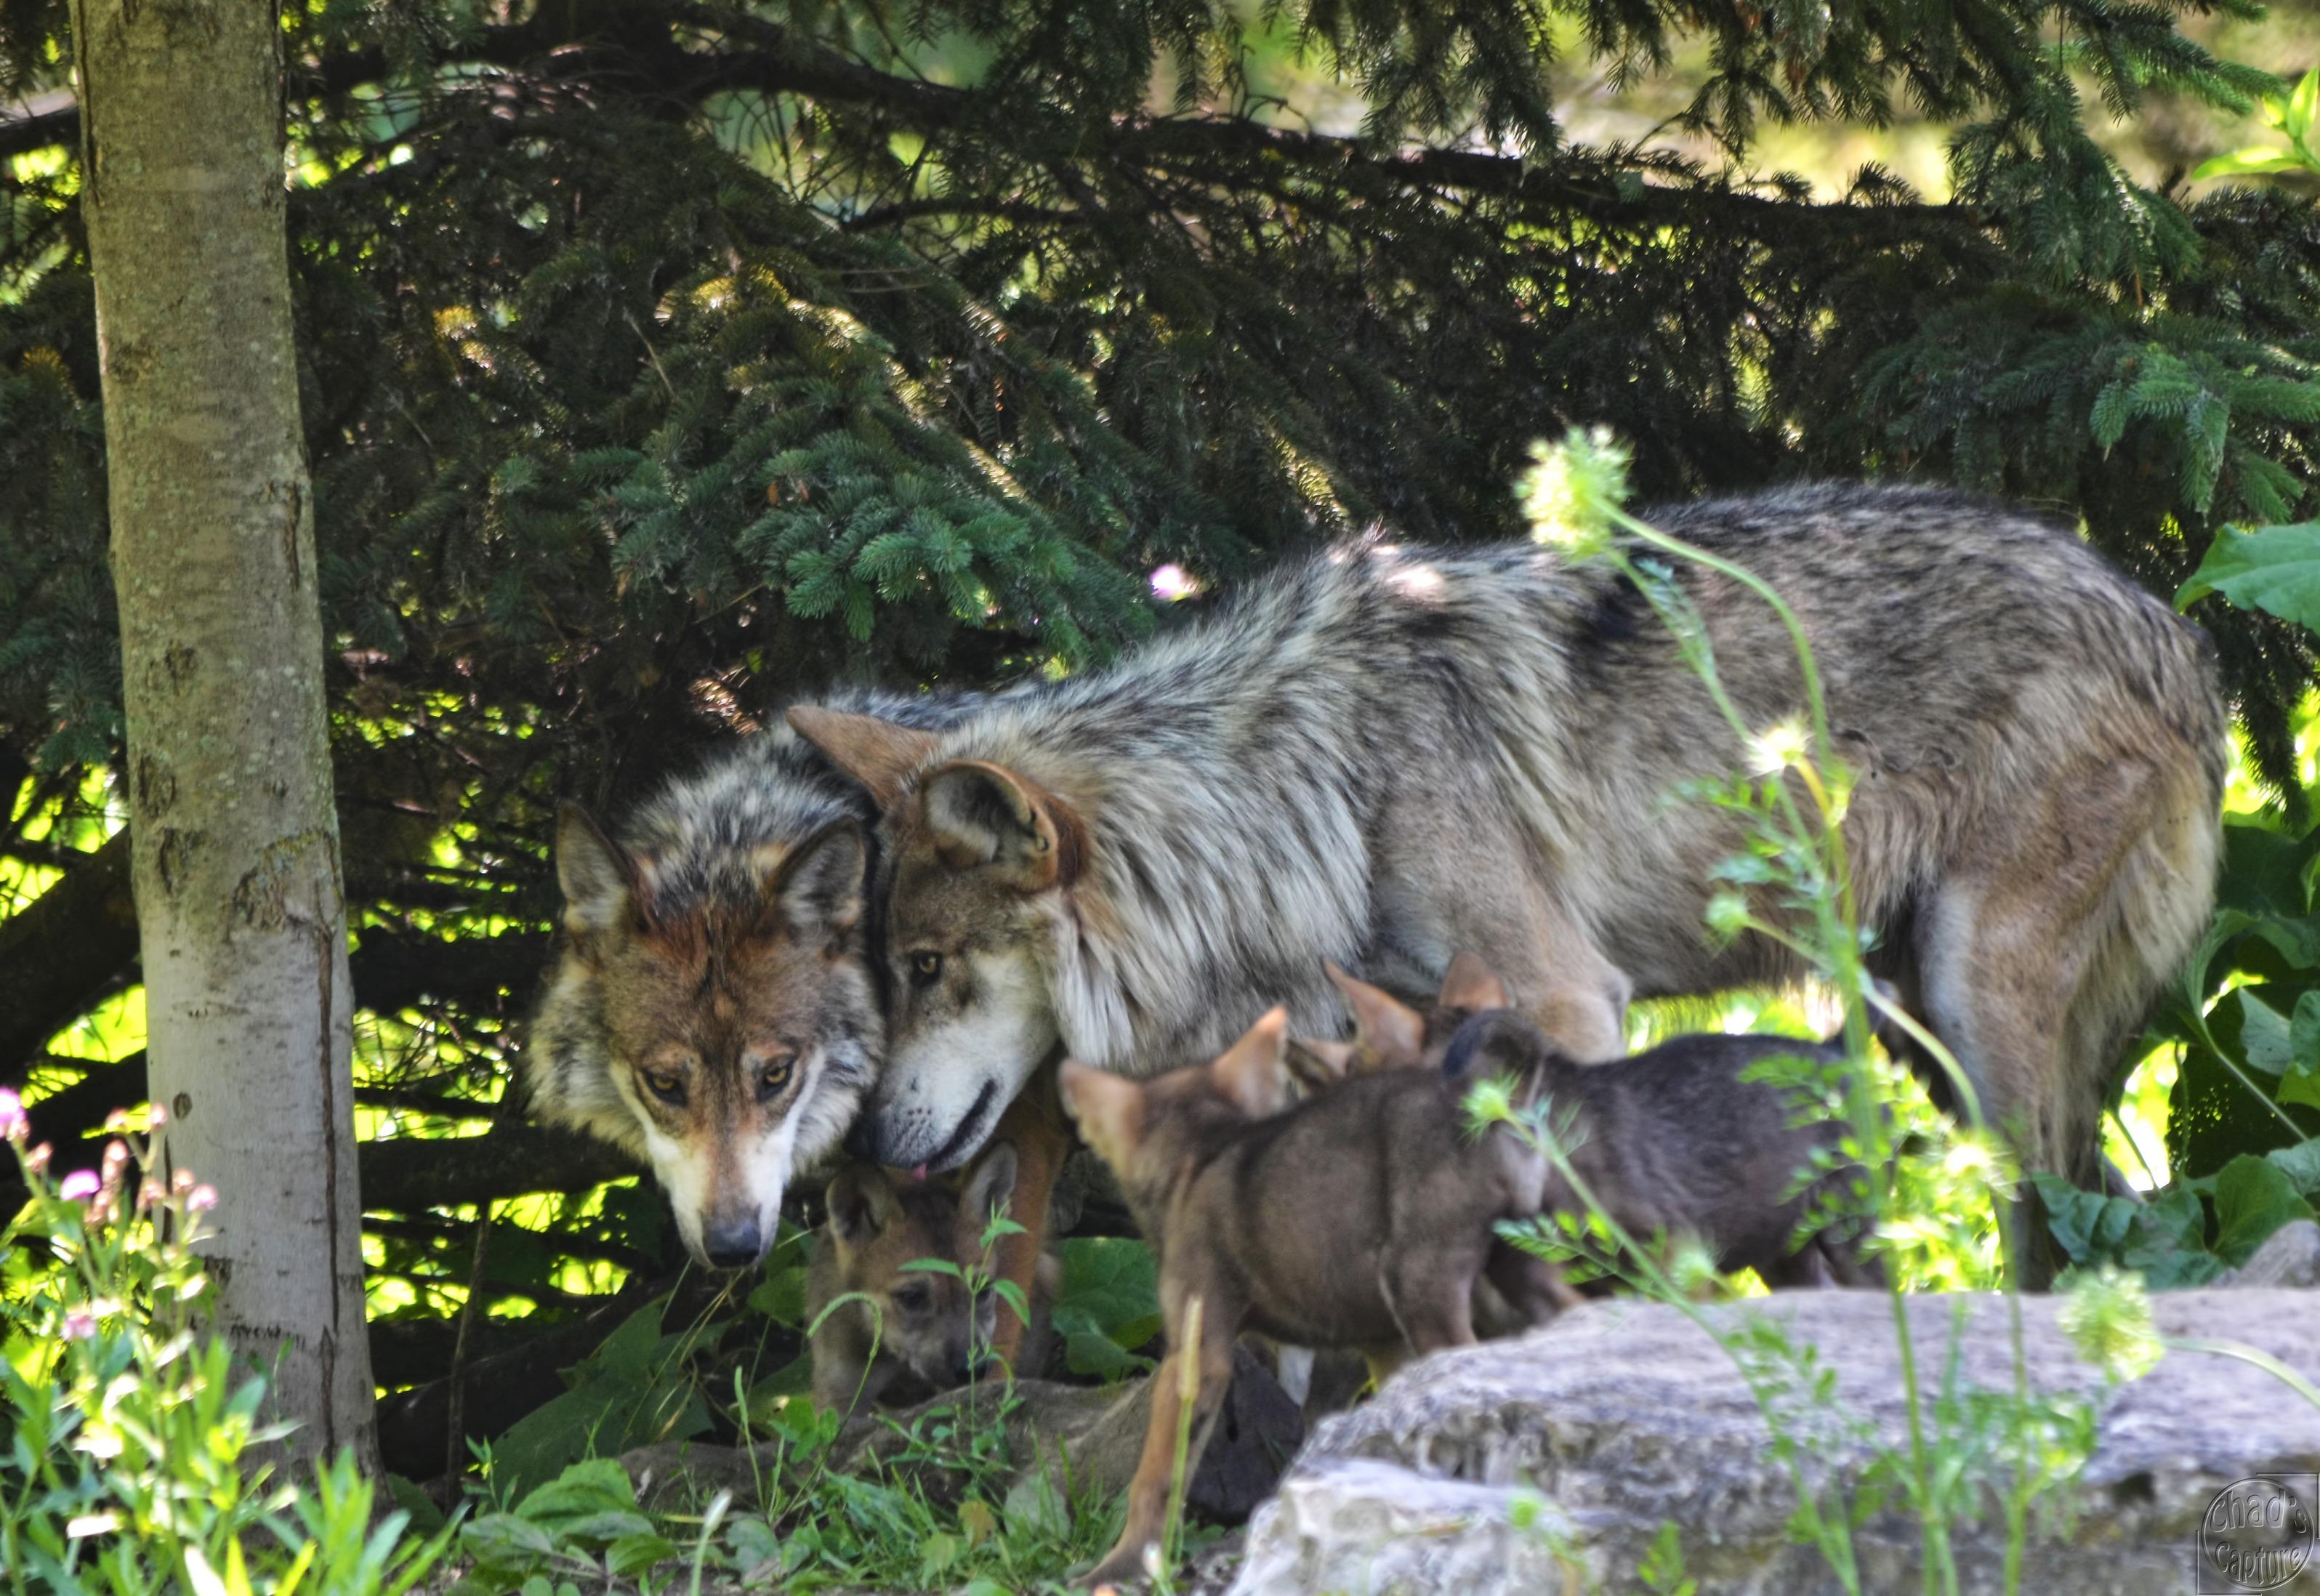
left=2211, top=1153, right=2317, bottom=1265
left=2266, top=1136, right=2320, bottom=1194
left=2192, top=148, right=2313, bottom=181
left=2289, top=68, right=2320, bottom=142
left=2178, top=521, right=2320, bottom=632
left=1051, top=1238, right=1159, bottom=1342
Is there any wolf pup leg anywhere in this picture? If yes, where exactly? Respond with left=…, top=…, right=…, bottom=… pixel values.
left=1088, top=1287, right=1240, bottom=1589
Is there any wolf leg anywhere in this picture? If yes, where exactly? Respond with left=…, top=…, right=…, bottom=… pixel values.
left=964, top=1071, right=1070, bottom=1366
left=1085, top=1307, right=1236, bottom=1588
left=1915, top=751, right=2215, bottom=1281
left=1483, top=1241, right=1586, bottom=1326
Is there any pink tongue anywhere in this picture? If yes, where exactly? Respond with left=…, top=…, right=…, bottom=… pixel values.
left=909, top=1163, right=930, bottom=1182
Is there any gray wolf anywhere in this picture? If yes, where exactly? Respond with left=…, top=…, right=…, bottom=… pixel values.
left=1058, top=1007, right=1567, bottom=1586
left=792, top=484, right=2225, bottom=1225
left=805, top=1141, right=1058, bottom=1414
left=526, top=690, right=977, bottom=1269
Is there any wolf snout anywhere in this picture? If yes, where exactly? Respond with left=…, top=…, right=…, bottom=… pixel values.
left=701, top=1212, right=766, bottom=1270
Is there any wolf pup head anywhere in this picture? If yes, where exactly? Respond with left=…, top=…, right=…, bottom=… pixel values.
left=1059, top=1008, right=1294, bottom=1220
left=816, top=1147, right=1020, bottom=1398
left=1298, top=954, right=1513, bottom=1079
left=789, top=706, right=1083, bottom=1174
left=529, top=797, right=879, bottom=1271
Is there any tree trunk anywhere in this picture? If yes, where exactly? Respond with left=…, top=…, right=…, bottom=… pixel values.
left=71, top=0, right=377, bottom=1467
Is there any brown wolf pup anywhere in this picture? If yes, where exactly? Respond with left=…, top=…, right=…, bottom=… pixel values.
left=1059, top=1009, right=1569, bottom=1587
left=806, top=1142, right=1058, bottom=1414
left=790, top=488, right=2223, bottom=1307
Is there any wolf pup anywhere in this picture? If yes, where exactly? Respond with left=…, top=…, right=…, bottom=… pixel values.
left=1059, top=1008, right=1571, bottom=1587
left=1438, top=1007, right=1882, bottom=1289
left=807, top=1142, right=1058, bottom=1414
left=790, top=485, right=2223, bottom=1309
left=528, top=690, right=980, bottom=1271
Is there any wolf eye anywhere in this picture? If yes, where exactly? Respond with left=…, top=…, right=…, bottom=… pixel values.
left=909, top=951, right=943, bottom=986
left=756, top=1052, right=796, bottom=1098
left=892, top=1282, right=933, bottom=1314
left=641, top=1071, right=687, bottom=1106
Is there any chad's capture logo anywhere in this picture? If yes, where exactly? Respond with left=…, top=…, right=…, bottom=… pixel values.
left=2199, top=1475, right=2317, bottom=1593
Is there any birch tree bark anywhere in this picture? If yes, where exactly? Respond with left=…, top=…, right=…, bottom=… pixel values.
left=71, top=0, right=377, bottom=1466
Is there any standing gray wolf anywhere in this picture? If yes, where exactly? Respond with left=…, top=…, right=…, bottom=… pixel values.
left=526, top=690, right=980, bottom=1270
left=805, top=1141, right=1058, bottom=1414
left=792, top=485, right=2225, bottom=1236
left=1058, top=1007, right=1569, bottom=1587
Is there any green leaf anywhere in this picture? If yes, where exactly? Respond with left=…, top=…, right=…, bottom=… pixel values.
left=2211, top=1154, right=2316, bottom=1265
left=1051, top=1238, right=1159, bottom=1343
left=746, top=1262, right=807, bottom=1329
left=2191, top=148, right=2314, bottom=181
left=2177, top=522, right=2320, bottom=632
left=2265, top=1136, right=2320, bottom=1195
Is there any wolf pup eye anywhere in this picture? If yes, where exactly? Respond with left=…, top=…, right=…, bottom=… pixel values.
left=893, top=1281, right=933, bottom=1314
left=909, top=951, right=943, bottom=986
left=754, top=1051, right=797, bottom=1098
left=641, top=1070, right=687, bottom=1106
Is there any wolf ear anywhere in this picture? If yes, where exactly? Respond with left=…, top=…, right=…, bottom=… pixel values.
left=760, top=820, right=865, bottom=939
left=959, top=1142, right=1019, bottom=1232
left=787, top=706, right=941, bottom=808
left=1058, top=1061, right=1145, bottom=1166
left=1211, top=1007, right=1292, bottom=1118
left=1437, top=951, right=1510, bottom=1014
left=1284, top=1035, right=1354, bottom=1091
left=557, top=803, right=645, bottom=938
left=826, top=1165, right=901, bottom=1247
left=920, top=760, right=1078, bottom=892
left=1324, top=962, right=1425, bottom=1068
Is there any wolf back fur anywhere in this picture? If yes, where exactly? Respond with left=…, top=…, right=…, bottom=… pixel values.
left=799, top=483, right=2224, bottom=1193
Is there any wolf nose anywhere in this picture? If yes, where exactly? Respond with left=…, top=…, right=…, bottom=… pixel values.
left=702, top=1215, right=763, bottom=1270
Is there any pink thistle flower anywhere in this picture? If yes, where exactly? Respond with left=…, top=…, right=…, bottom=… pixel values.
left=59, top=1170, right=98, bottom=1203
left=144, top=1101, right=166, bottom=1129
left=60, top=1309, right=96, bottom=1340
left=171, top=1168, right=195, bottom=1194
left=102, top=1109, right=129, bottom=1134
left=186, top=1185, right=218, bottom=1213
left=0, top=1089, right=25, bottom=1145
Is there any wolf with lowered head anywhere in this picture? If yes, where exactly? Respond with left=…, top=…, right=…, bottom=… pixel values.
left=527, top=692, right=977, bottom=1270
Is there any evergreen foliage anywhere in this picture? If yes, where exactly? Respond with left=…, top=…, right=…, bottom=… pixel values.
left=4, top=0, right=2318, bottom=1478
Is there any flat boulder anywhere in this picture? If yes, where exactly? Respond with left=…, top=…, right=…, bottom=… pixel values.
left=1231, top=1288, right=2320, bottom=1596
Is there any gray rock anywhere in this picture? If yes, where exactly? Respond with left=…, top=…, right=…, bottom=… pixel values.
left=1231, top=1288, right=2320, bottom=1596
left=2223, top=1220, right=2320, bottom=1289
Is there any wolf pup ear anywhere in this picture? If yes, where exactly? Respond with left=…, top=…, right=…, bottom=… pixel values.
left=920, top=760, right=1078, bottom=892
left=959, top=1142, right=1019, bottom=1233
left=1284, top=1035, right=1355, bottom=1090
left=1058, top=1061, right=1145, bottom=1166
left=1324, top=962, right=1425, bottom=1069
left=761, top=820, right=866, bottom=939
left=1437, top=951, right=1510, bottom=1014
left=557, top=803, right=645, bottom=938
left=787, top=706, right=941, bottom=808
left=826, top=1165, right=901, bottom=1246
left=1211, top=1007, right=1292, bottom=1118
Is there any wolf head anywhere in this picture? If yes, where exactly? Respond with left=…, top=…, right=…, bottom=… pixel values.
left=1058, top=1008, right=1293, bottom=1221
left=820, top=1148, right=1020, bottom=1392
left=528, top=799, right=879, bottom=1270
left=789, top=706, right=1083, bottom=1173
